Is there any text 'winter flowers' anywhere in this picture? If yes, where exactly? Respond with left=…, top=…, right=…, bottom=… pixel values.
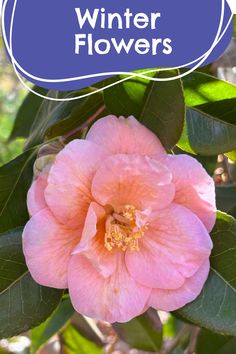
left=74, top=8, right=173, bottom=55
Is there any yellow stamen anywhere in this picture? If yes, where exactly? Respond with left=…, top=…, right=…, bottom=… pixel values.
left=104, top=205, right=148, bottom=252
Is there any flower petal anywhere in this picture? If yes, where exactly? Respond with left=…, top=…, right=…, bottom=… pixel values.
left=126, top=204, right=212, bottom=289
left=23, top=208, right=81, bottom=289
left=92, top=154, right=175, bottom=210
left=68, top=253, right=150, bottom=323
left=27, top=173, right=48, bottom=216
left=148, top=260, right=210, bottom=311
left=72, top=202, right=116, bottom=278
left=45, top=140, right=108, bottom=228
left=164, top=155, right=216, bottom=232
left=86, top=115, right=166, bottom=157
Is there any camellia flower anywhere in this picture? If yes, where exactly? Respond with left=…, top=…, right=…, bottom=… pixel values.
left=23, top=116, right=215, bottom=323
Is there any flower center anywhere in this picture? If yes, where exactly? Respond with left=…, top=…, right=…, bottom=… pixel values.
left=104, top=205, right=148, bottom=252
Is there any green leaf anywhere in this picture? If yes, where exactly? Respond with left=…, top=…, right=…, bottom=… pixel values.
left=61, top=324, right=102, bottom=354
left=162, top=315, right=186, bottom=339
left=162, top=314, right=177, bottom=338
left=178, top=107, right=236, bottom=155
left=9, top=86, right=48, bottom=141
left=225, top=150, right=236, bottom=163
left=139, top=70, right=185, bottom=150
left=113, top=309, right=162, bottom=352
left=175, top=212, right=236, bottom=335
left=196, top=329, right=236, bottom=354
left=31, top=298, right=74, bottom=354
left=45, top=91, right=106, bottom=141
left=25, top=89, right=105, bottom=149
left=0, top=228, right=63, bottom=339
left=0, top=148, right=38, bottom=233
left=178, top=72, right=236, bottom=155
left=103, top=70, right=155, bottom=117
left=183, top=72, right=236, bottom=106
left=71, top=314, right=103, bottom=346
left=0, top=228, right=27, bottom=292
left=194, top=155, right=217, bottom=176
left=104, top=70, right=185, bottom=150
left=216, top=185, right=236, bottom=213
left=25, top=91, right=79, bottom=148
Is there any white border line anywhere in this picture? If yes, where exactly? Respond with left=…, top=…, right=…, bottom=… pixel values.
left=1, top=0, right=233, bottom=101
left=227, top=0, right=236, bottom=13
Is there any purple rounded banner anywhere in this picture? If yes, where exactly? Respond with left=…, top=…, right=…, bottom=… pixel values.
left=2, top=0, right=233, bottom=90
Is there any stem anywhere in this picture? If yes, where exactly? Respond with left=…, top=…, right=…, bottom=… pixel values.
left=105, top=336, right=119, bottom=354
left=185, top=327, right=200, bottom=354
left=161, top=324, right=191, bottom=354
left=63, top=104, right=106, bottom=140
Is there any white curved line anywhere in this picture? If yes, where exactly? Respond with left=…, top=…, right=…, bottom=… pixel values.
left=227, top=0, right=236, bottom=13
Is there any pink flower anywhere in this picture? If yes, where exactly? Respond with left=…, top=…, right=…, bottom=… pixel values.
left=23, top=116, right=215, bottom=323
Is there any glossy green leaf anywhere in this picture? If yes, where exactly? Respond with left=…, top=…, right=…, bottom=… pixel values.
left=162, top=314, right=177, bottom=338
left=25, top=91, right=78, bottom=148
left=196, top=329, right=236, bottom=354
left=103, top=70, right=155, bottom=117
left=113, top=309, right=162, bottom=352
left=0, top=228, right=27, bottom=292
left=104, top=70, right=185, bottom=149
left=9, top=86, right=48, bottom=141
left=183, top=72, right=236, bottom=106
left=176, top=212, right=236, bottom=335
left=178, top=107, right=236, bottom=155
left=139, top=70, right=185, bottom=149
left=216, top=185, right=236, bottom=213
left=61, top=324, right=102, bottom=354
left=25, top=89, right=105, bottom=149
left=0, top=148, right=38, bottom=233
left=195, top=155, right=217, bottom=176
left=0, top=228, right=63, bottom=339
left=226, top=150, right=236, bottom=163
left=45, top=91, right=106, bottom=141
left=31, top=298, right=74, bottom=354
left=178, top=72, right=236, bottom=155
left=71, top=314, right=103, bottom=347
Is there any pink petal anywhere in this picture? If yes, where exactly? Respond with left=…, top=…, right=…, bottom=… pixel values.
left=68, top=253, right=150, bottom=323
left=27, top=173, right=48, bottom=216
left=126, top=204, right=212, bottom=289
left=86, top=115, right=166, bottom=157
left=92, top=154, right=175, bottom=210
left=23, top=208, right=81, bottom=289
left=164, top=155, right=216, bottom=232
left=148, top=260, right=210, bottom=311
left=45, top=140, right=108, bottom=228
left=72, top=202, right=116, bottom=278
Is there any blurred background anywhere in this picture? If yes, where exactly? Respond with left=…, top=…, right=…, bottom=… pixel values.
left=0, top=36, right=25, bottom=166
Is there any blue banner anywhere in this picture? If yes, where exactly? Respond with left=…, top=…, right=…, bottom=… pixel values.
left=2, top=0, right=233, bottom=90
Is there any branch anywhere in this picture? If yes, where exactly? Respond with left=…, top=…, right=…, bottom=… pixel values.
left=161, top=324, right=191, bottom=354
left=185, top=326, right=200, bottom=354
left=63, top=104, right=106, bottom=140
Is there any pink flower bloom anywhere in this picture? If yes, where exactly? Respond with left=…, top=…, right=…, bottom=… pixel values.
left=23, top=116, right=215, bottom=323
